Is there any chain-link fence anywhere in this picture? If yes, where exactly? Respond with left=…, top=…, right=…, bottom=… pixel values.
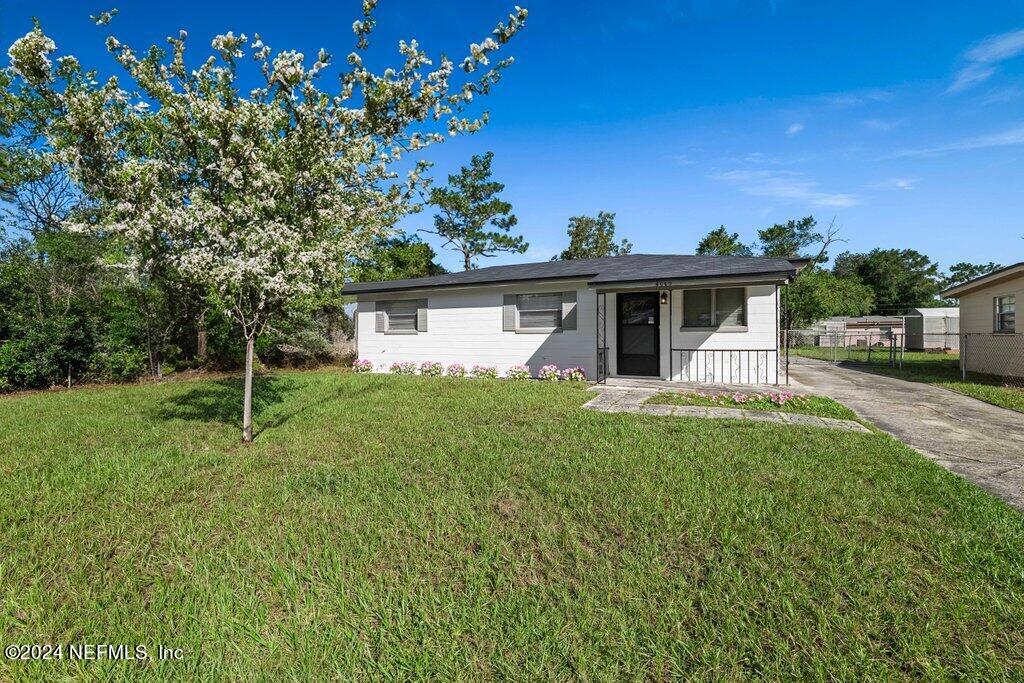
left=784, top=329, right=908, bottom=367
left=961, top=333, right=1024, bottom=390
left=783, top=329, right=1024, bottom=391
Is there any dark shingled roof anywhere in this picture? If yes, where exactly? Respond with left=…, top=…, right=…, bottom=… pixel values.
left=344, top=253, right=799, bottom=294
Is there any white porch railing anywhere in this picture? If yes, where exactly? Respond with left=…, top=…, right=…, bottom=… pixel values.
left=672, top=348, right=778, bottom=384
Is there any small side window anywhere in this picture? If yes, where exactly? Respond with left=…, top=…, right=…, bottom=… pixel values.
left=996, top=295, right=1015, bottom=332
left=378, top=299, right=426, bottom=333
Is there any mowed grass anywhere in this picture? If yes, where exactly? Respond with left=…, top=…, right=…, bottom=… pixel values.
left=1, top=371, right=1024, bottom=679
left=793, top=347, right=1024, bottom=413
left=646, top=391, right=858, bottom=421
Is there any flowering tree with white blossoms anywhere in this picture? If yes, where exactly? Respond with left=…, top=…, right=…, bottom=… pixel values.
left=8, top=4, right=528, bottom=441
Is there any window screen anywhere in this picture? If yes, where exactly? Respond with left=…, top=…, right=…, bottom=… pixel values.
left=997, top=296, right=1015, bottom=332
left=715, top=288, right=746, bottom=327
left=385, top=300, right=418, bottom=331
left=682, top=289, right=713, bottom=327
left=517, top=293, right=562, bottom=329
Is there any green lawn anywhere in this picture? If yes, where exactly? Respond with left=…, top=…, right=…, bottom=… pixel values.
left=2, top=371, right=1024, bottom=679
left=792, top=347, right=1024, bottom=412
left=646, top=390, right=858, bottom=421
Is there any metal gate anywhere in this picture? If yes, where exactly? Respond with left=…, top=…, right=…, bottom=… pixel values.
left=596, top=292, right=608, bottom=382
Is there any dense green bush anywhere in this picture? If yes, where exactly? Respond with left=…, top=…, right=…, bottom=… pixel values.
left=0, top=233, right=352, bottom=393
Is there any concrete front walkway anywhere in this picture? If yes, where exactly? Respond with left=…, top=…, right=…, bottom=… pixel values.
left=584, top=386, right=870, bottom=433
left=790, top=360, right=1024, bottom=511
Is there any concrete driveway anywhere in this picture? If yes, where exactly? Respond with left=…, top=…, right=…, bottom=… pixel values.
left=789, top=360, right=1024, bottom=511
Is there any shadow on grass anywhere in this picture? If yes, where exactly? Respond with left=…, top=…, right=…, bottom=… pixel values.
left=155, top=375, right=297, bottom=435
left=154, top=372, right=388, bottom=439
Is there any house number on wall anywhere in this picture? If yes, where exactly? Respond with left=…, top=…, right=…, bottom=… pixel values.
left=653, top=281, right=674, bottom=287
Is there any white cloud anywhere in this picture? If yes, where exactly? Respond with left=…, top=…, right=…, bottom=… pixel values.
left=785, top=122, right=805, bottom=136
left=817, top=89, right=890, bottom=108
left=890, top=123, right=1024, bottom=157
left=863, top=118, right=898, bottom=131
left=980, top=85, right=1023, bottom=104
left=966, top=28, right=1024, bottom=62
left=948, top=28, right=1024, bottom=93
left=870, top=177, right=918, bottom=191
left=716, top=170, right=858, bottom=207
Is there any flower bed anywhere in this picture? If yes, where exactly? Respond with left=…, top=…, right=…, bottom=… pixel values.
left=358, top=361, right=590, bottom=383
left=646, top=390, right=857, bottom=421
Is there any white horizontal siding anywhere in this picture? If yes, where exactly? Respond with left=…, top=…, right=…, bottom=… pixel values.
left=356, top=281, right=596, bottom=377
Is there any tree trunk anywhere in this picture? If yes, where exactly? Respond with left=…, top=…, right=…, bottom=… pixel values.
left=463, top=251, right=472, bottom=271
left=242, top=336, right=255, bottom=443
left=197, top=311, right=207, bottom=361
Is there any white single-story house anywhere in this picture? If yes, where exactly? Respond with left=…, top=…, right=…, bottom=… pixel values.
left=346, top=254, right=805, bottom=384
left=941, top=262, right=1022, bottom=378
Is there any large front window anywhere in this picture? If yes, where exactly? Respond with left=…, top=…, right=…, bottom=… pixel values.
left=682, top=287, right=746, bottom=328
left=996, top=295, right=1015, bottom=332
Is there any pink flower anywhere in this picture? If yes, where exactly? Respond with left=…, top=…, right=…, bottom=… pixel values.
left=538, top=364, right=560, bottom=381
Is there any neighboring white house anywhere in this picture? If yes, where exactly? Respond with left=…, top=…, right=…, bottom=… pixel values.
left=941, top=262, right=1022, bottom=378
left=346, top=254, right=804, bottom=385
left=905, top=307, right=960, bottom=351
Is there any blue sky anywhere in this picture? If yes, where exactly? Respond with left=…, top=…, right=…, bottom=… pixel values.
left=5, top=0, right=1023, bottom=272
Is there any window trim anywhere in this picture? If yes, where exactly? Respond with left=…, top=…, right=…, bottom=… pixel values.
left=515, top=293, right=564, bottom=334
left=680, top=286, right=748, bottom=332
left=994, top=295, right=1015, bottom=333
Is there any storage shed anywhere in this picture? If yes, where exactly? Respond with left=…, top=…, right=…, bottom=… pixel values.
left=905, top=307, right=959, bottom=350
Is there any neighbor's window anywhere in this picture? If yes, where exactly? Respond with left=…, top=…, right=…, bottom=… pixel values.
left=383, top=299, right=418, bottom=332
left=996, top=295, right=1015, bottom=332
left=682, top=287, right=746, bottom=328
left=517, top=293, right=562, bottom=329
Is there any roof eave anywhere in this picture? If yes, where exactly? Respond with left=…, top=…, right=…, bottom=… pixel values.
left=940, top=262, right=1024, bottom=298
left=344, top=273, right=597, bottom=296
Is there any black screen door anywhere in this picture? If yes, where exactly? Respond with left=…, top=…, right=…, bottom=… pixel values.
left=617, top=292, right=659, bottom=376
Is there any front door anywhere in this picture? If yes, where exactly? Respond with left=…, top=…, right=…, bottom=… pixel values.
left=617, top=292, right=660, bottom=376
